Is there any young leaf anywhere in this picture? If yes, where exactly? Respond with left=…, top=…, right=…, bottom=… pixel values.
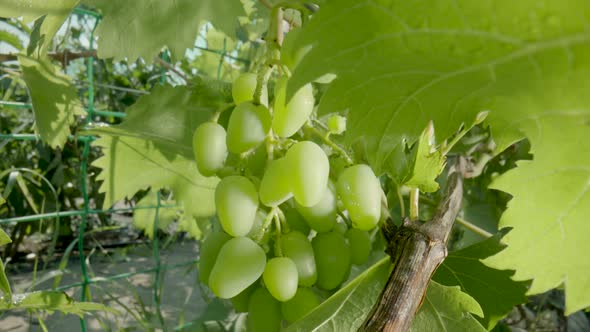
left=287, top=0, right=590, bottom=180
left=0, top=259, right=12, bottom=300
left=411, top=282, right=485, bottom=332
left=433, top=232, right=529, bottom=329
left=284, top=257, right=485, bottom=331
left=87, top=0, right=246, bottom=61
left=0, top=291, right=116, bottom=317
left=18, top=55, right=84, bottom=148
left=0, top=229, right=9, bottom=246
left=484, top=114, right=590, bottom=315
left=403, top=122, right=446, bottom=192
left=89, top=84, right=225, bottom=219
left=0, top=0, right=79, bottom=55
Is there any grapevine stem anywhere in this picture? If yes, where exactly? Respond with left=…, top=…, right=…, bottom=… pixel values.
left=256, top=207, right=278, bottom=243
left=409, top=188, right=419, bottom=221
left=419, top=195, right=493, bottom=238
left=273, top=214, right=283, bottom=256
left=455, top=216, right=493, bottom=238
left=304, top=123, right=354, bottom=165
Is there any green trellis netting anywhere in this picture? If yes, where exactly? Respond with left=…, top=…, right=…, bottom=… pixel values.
left=0, top=7, right=248, bottom=331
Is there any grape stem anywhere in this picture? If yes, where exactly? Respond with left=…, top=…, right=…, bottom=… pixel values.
left=255, top=206, right=279, bottom=243
left=419, top=195, right=492, bottom=238
left=273, top=213, right=283, bottom=256
left=408, top=188, right=419, bottom=221
left=304, top=123, right=354, bottom=165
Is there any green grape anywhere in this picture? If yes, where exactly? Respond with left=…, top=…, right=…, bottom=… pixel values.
left=284, top=207, right=310, bottom=235
left=336, top=164, right=381, bottom=230
left=345, top=228, right=371, bottom=265
left=192, top=122, right=227, bottom=176
left=312, top=231, right=351, bottom=290
left=280, top=231, right=317, bottom=287
left=263, top=257, right=298, bottom=301
left=272, top=77, right=315, bottom=138
left=232, top=72, right=268, bottom=106
left=295, top=182, right=337, bottom=233
left=327, top=115, right=346, bottom=135
left=259, top=158, right=293, bottom=207
left=231, top=283, right=257, bottom=313
left=281, top=287, right=321, bottom=323
left=247, top=288, right=282, bottom=332
left=209, top=237, right=266, bottom=299
left=333, top=221, right=348, bottom=234
left=226, top=102, right=271, bottom=154
left=215, top=176, right=258, bottom=237
left=198, top=231, right=231, bottom=285
left=286, top=141, right=329, bottom=207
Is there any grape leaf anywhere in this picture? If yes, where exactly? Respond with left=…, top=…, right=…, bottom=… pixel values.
left=0, top=0, right=79, bottom=54
left=403, top=122, right=446, bottom=192
left=410, top=282, right=485, bottom=332
left=18, top=55, right=84, bottom=148
left=484, top=114, right=590, bottom=315
left=433, top=232, right=529, bottom=329
left=89, top=83, right=228, bottom=219
left=0, top=291, right=115, bottom=317
left=284, top=257, right=485, bottom=332
left=133, top=191, right=178, bottom=239
left=87, top=0, right=246, bottom=61
left=287, top=0, right=590, bottom=179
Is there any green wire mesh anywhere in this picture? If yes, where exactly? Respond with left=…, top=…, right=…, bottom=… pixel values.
left=0, top=7, right=248, bottom=331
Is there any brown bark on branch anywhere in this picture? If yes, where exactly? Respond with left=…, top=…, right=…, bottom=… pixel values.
left=362, top=157, right=466, bottom=332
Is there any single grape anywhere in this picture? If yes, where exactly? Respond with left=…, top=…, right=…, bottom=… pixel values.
left=336, top=164, right=381, bottom=230
left=209, top=237, right=266, bottom=299
left=312, top=231, right=351, bottom=290
left=226, top=102, right=271, bottom=154
left=333, top=221, right=348, bottom=234
left=231, top=283, right=257, bottom=313
left=295, top=183, right=337, bottom=233
left=232, top=72, right=268, bottom=106
left=345, top=228, right=371, bottom=265
left=263, top=257, right=298, bottom=302
left=286, top=141, right=329, bottom=207
left=281, top=287, right=321, bottom=323
left=259, top=157, right=293, bottom=207
left=272, top=77, right=314, bottom=138
left=247, top=287, right=282, bottom=332
left=284, top=207, right=310, bottom=235
left=198, top=231, right=231, bottom=286
left=327, top=115, right=346, bottom=135
left=280, top=231, right=317, bottom=287
left=192, top=122, right=227, bottom=176
left=215, top=176, right=258, bottom=237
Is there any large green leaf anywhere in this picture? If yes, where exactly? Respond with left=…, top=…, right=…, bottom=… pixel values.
left=484, top=114, right=590, bottom=315
left=434, top=233, right=529, bottom=329
left=19, top=55, right=84, bottom=148
left=87, top=0, right=246, bottom=61
left=0, top=291, right=115, bottom=317
left=0, top=0, right=79, bottom=54
left=90, top=83, right=227, bottom=219
left=287, top=0, right=590, bottom=178
left=284, top=257, right=485, bottom=332
left=133, top=191, right=178, bottom=239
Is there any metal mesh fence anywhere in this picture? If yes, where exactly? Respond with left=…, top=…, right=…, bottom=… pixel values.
left=0, top=7, right=247, bottom=331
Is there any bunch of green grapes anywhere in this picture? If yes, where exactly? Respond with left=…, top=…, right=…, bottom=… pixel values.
left=193, top=72, right=384, bottom=331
